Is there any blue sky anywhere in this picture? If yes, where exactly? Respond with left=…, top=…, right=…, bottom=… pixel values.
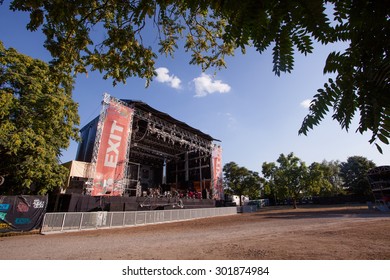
left=1, top=4, right=388, bottom=173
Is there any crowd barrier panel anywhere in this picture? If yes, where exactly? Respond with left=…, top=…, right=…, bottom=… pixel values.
left=41, top=207, right=237, bottom=234
left=237, top=205, right=258, bottom=213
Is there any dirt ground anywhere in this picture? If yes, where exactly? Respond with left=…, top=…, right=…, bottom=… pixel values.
left=1, top=205, right=389, bottom=260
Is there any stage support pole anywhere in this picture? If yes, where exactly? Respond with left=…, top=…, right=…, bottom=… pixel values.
left=199, top=152, right=203, bottom=196
left=185, top=152, right=189, bottom=182
left=162, top=157, right=167, bottom=185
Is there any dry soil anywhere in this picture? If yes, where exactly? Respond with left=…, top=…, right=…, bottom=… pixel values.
left=0, top=205, right=389, bottom=260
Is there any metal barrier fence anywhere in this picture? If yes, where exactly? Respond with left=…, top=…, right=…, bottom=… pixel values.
left=237, top=205, right=258, bottom=213
left=41, top=207, right=237, bottom=234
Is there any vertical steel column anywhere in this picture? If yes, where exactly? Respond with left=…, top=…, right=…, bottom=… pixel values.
left=85, top=93, right=110, bottom=195
left=185, top=152, right=189, bottom=181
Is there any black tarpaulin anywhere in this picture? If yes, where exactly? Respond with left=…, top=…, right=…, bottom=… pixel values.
left=0, top=195, right=48, bottom=233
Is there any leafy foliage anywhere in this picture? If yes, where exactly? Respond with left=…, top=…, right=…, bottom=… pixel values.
left=318, top=160, right=345, bottom=196
left=8, top=0, right=236, bottom=86
left=262, top=153, right=339, bottom=208
left=7, top=0, right=331, bottom=80
left=223, top=162, right=260, bottom=205
left=299, top=1, right=390, bottom=152
left=262, top=154, right=377, bottom=205
left=339, top=156, right=376, bottom=196
left=0, top=41, right=79, bottom=194
left=219, top=0, right=330, bottom=75
left=262, top=153, right=309, bottom=208
left=5, top=0, right=389, bottom=147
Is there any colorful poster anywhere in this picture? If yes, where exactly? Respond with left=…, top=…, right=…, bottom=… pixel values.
left=91, top=98, right=134, bottom=196
left=0, top=195, right=48, bottom=233
left=212, top=145, right=223, bottom=200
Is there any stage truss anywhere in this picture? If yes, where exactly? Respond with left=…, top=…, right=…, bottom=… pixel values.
left=83, top=94, right=221, bottom=200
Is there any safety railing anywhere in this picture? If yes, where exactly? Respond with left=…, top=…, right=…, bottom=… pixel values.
left=237, top=205, right=258, bottom=213
left=41, top=207, right=237, bottom=234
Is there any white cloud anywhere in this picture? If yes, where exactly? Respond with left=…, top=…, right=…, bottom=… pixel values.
left=300, top=99, right=312, bottom=109
left=155, top=67, right=181, bottom=89
left=192, top=73, right=231, bottom=97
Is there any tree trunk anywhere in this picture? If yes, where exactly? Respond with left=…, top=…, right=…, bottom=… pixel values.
left=293, top=199, right=297, bottom=209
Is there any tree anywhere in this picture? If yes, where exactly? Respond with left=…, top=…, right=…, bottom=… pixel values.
left=0, top=41, right=80, bottom=195
left=261, top=161, right=278, bottom=205
left=299, top=1, right=390, bottom=153
left=339, top=156, right=376, bottom=197
left=301, top=162, right=333, bottom=197
left=243, top=169, right=262, bottom=200
left=223, top=162, right=260, bottom=206
left=262, top=153, right=308, bottom=208
left=319, top=160, right=345, bottom=196
left=4, top=0, right=389, bottom=148
left=262, top=153, right=334, bottom=208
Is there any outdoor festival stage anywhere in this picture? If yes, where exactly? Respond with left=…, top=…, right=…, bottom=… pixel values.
left=62, top=93, right=224, bottom=212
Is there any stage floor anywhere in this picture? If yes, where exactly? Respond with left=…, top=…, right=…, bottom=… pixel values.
left=48, top=193, right=217, bottom=212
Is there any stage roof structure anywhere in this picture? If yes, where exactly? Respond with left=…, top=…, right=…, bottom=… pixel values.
left=122, top=100, right=218, bottom=167
left=77, top=98, right=221, bottom=167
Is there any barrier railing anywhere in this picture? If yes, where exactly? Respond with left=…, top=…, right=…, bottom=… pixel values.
left=41, top=207, right=237, bottom=234
left=237, top=205, right=258, bottom=213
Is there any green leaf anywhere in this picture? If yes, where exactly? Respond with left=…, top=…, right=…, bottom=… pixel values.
left=378, top=133, right=389, bottom=145
left=375, top=143, right=383, bottom=154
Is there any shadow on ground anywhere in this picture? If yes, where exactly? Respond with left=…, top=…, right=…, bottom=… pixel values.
left=254, top=205, right=390, bottom=220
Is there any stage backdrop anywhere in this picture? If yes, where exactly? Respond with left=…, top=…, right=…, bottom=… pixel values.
left=0, top=195, right=48, bottom=233
left=91, top=96, right=134, bottom=196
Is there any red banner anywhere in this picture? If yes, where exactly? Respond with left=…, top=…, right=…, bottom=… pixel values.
left=91, top=99, right=133, bottom=196
left=212, top=145, right=223, bottom=200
